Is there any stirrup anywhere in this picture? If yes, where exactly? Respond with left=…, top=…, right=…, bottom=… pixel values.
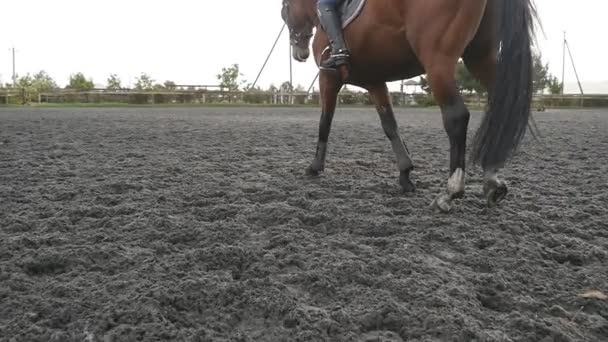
left=319, top=51, right=351, bottom=70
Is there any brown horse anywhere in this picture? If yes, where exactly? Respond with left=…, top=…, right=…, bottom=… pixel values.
left=281, top=0, right=539, bottom=212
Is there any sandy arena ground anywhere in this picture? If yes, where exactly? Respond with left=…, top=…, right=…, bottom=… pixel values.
left=1, top=106, right=607, bottom=341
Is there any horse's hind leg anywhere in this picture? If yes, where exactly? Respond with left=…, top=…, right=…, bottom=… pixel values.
left=306, top=71, right=342, bottom=176
left=425, top=59, right=471, bottom=212
left=368, top=83, right=415, bottom=192
left=463, top=52, right=508, bottom=207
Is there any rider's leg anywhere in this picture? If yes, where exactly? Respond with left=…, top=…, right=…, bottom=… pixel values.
left=317, top=0, right=350, bottom=69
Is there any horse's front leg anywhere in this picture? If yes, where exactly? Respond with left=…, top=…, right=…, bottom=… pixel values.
left=367, top=83, right=415, bottom=192
left=306, top=71, right=342, bottom=176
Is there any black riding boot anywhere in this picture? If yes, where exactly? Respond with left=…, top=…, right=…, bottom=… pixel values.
left=317, top=2, right=350, bottom=69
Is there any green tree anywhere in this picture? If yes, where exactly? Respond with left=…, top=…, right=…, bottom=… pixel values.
left=217, top=64, right=245, bottom=91
left=67, top=73, right=95, bottom=91
left=16, top=74, right=33, bottom=89
left=279, top=81, right=293, bottom=93
left=163, top=80, right=176, bottom=91
left=268, top=84, right=278, bottom=93
left=134, top=73, right=155, bottom=90
left=547, top=76, right=563, bottom=95
left=32, top=71, right=58, bottom=92
left=107, top=74, right=122, bottom=90
left=14, top=74, right=34, bottom=103
left=14, top=71, right=57, bottom=103
left=418, top=76, right=431, bottom=94
left=532, top=52, right=550, bottom=94
left=455, top=61, right=484, bottom=94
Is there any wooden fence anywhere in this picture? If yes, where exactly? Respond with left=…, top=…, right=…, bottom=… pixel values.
left=2, top=88, right=608, bottom=108
left=0, top=89, right=25, bottom=105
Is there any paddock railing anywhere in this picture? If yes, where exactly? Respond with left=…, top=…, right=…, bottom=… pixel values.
left=2, top=88, right=608, bottom=108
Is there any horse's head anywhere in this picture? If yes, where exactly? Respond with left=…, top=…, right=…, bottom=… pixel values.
left=281, top=0, right=315, bottom=62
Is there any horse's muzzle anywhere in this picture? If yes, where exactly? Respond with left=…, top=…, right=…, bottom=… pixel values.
left=293, top=47, right=310, bottom=62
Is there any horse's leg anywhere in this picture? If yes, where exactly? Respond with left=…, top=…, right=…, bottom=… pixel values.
left=367, top=83, right=415, bottom=192
left=306, top=71, right=342, bottom=176
left=426, top=60, right=470, bottom=212
left=463, top=53, right=508, bottom=207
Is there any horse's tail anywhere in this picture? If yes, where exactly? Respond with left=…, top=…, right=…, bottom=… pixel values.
left=471, top=0, right=540, bottom=169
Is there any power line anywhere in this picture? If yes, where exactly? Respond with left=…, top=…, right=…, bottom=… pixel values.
left=251, top=24, right=286, bottom=90
left=565, top=39, right=584, bottom=95
left=307, top=71, right=319, bottom=94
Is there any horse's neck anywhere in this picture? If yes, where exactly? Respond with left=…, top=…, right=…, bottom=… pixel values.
left=305, top=2, right=320, bottom=27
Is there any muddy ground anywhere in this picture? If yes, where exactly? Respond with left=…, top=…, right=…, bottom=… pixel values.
left=0, top=106, right=607, bottom=341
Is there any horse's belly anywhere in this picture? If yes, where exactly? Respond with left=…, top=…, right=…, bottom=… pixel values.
left=349, top=34, right=424, bottom=85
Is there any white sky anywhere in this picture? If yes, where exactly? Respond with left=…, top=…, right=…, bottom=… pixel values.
left=1, top=0, right=606, bottom=93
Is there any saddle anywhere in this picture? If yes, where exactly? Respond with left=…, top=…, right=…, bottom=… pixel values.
left=339, top=0, right=367, bottom=29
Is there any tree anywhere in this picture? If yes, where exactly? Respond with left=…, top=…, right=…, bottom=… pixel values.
left=13, top=71, right=57, bottom=103
left=31, top=71, right=58, bottom=92
left=418, top=76, right=431, bottom=94
left=67, top=73, right=95, bottom=91
left=163, top=81, right=176, bottom=91
left=547, top=76, right=563, bottom=95
left=532, top=52, right=550, bottom=94
left=280, top=81, right=293, bottom=93
left=216, top=64, right=245, bottom=91
left=134, top=73, right=155, bottom=91
left=417, top=62, right=484, bottom=96
left=268, top=84, right=278, bottom=93
left=16, top=74, right=33, bottom=89
left=107, top=74, right=122, bottom=90
left=455, top=61, right=484, bottom=94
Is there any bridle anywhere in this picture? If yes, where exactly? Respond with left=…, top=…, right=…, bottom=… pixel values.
left=281, top=0, right=314, bottom=46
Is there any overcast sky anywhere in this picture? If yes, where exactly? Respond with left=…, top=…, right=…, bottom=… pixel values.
left=1, top=0, right=606, bottom=93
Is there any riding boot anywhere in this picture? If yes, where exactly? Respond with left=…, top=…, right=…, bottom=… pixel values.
left=317, top=2, right=350, bottom=69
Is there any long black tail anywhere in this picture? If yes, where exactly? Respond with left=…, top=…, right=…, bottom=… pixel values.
left=471, top=0, right=539, bottom=169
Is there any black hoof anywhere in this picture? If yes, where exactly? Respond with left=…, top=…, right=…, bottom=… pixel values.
left=305, top=165, right=322, bottom=177
left=400, top=169, right=416, bottom=193
left=484, top=181, right=508, bottom=208
left=452, top=191, right=465, bottom=200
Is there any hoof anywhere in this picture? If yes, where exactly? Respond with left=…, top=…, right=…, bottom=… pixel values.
left=484, top=181, right=508, bottom=208
left=452, top=190, right=465, bottom=200
left=431, top=194, right=452, bottom=213
left=305, top=165, right=322, bottom=177
left=400, top=171, right=416, bottom=193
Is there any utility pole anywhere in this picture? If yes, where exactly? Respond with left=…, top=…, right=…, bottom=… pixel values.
left=561, top=32, right=584, bottom=96
left=289, top=42, right=293, bottom=104
left=10, top=46, right=17, bottom=87
left=562, top=31, right=566, bottom=95
left=561, top=32, right=565, bottom=95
